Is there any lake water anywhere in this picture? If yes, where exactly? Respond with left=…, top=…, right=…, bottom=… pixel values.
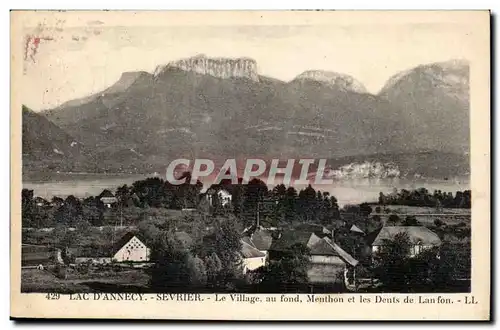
left=22, top=173, right=470, bottom=207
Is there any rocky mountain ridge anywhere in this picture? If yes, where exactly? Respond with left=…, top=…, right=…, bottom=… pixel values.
left=27, top=56, right=470, bottom=177
left=154, top=54, right=260, bottom=82
left=293, top=70, right=368, bottom=93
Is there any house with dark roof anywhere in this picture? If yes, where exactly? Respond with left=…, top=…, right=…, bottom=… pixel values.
left=99, top=189, right=118, bottom=208
left=34, top=197, right=50, bottom=207
left=249, top=229, right=275, bottom=259
left=294, top=223, right=331, bottom=238
left=240, top=239, right=267, bottom=274
left=350, top=224, right=365, bottom=235
left=269, top=230, right=358, bottom=286
left=367, top=226, right=442, bottom=257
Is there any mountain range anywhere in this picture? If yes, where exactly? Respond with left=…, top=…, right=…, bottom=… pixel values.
left=22, top=55, right=470, bottom=178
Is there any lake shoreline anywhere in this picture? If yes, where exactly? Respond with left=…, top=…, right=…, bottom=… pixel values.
left=22, top=173, right=470, bottom=207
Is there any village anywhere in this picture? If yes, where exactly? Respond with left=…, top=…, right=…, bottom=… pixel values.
left=21, top=177, right=472, bottom=294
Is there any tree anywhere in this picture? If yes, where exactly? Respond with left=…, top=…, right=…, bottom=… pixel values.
left=242, top=178, right=268, bottom=227
left=212, top=217, right=243, bottom=282
left=402, top=216, right=420, bottom=226
left=434, top=219, right=444, bottom=228
left=378, top=192, right=386, bottom=206
left=187, top=255, right=208, bottom=287
left=132, top=177, right=168, bottom=208
left=373, top=232, right=445, bottom=292
left=82, top=202, right=104, bottom=226
left=387, top=214, right=400, bottom=225
left=54, top=195, right=83, bottom=226
left=272, top=184, right=287, bottom=199
left=258, top=243, right=311, bottom=292
left=284, top=187, right=298, bottom=223
left=431, top=242, right=470, bottom=289
left=21, top=189, right=35, bottom=227
left=116, top=184, right=134, bottom=207
left=373, top=232, right=412, bottom=291
left=204, top=252, right=223, bottom=287
left=359, top=203, right=372, bottom=217
left=148, top=231, right=191, bottom=291
left=298, top=185, right=317, bottom=222
left=330, top=196, right=340, bottom=220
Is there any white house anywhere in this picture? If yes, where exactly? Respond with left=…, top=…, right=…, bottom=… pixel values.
left=112, top=232, right=151, bottom=262
left=240, top=239, right=266, bottom=274
left=73, top=232, right=151, bottom=264
left=206, top=188, right=232, bottom=207
left=369, top=226, right=442, bottom=257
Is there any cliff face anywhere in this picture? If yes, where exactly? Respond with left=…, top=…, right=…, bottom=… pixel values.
left=293, top=70, right=368, bottom=93
left=154, top=54, right=260, bottom=82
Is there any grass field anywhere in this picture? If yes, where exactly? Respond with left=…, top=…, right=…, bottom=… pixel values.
left=383, top=205, right=470, bottom=215
left=21, top=268, right=150, bottom=293
left=373, top=205, right=471, bottom=227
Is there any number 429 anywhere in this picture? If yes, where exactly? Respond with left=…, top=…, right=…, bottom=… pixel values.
left=45, top=293, right=60, bottom=300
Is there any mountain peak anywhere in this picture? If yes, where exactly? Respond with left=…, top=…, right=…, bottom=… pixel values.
left=377, top=59, right=470, bottom=154
left=293, top=70, right=368, bottom=93
left=153, top=54, right=260, bottom=82
left=379, top=59, right=469, bottom=96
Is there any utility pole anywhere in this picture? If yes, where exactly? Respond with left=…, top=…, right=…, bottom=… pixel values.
left=256, top=201, right=260, bottom=229
left=120, top=202, right=123, bottom=228
left=256, top=199, right=279, bottom=229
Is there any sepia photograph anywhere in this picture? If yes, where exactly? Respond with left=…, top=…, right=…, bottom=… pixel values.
left=10, top=10, right=490, bottom=320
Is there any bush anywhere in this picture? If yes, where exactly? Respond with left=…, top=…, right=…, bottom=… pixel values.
left=403, top=216, right=420, bottom=226
left=54, top=264, right=67, bottom=279
left=387, top=214, right=400, bottom=225
left=187, top=255, right=207, bottom=287
left=434, top=219, right=444, bottom=228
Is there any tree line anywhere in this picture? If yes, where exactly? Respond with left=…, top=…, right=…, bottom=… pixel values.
left=379, top=188, right=471, bottom=209
left=21, top=175, right=342, bottom=229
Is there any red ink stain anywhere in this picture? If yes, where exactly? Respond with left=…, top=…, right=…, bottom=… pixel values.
left=24, top=34, right=54, bottom=63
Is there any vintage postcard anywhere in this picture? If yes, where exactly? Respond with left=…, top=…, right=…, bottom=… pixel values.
left=10, top=10, right=490, bottom=320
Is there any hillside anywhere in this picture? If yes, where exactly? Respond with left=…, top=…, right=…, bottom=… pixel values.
left=22, top=105, right=89, bottom=172
left=36, top=55, right=470, bottom=177
left=378, top=59, right=470, bottom=154
left=44, top=69, right=408, bottom=173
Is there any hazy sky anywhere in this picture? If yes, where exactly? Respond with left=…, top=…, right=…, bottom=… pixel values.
left=21, top=17, right=478, bottom=111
